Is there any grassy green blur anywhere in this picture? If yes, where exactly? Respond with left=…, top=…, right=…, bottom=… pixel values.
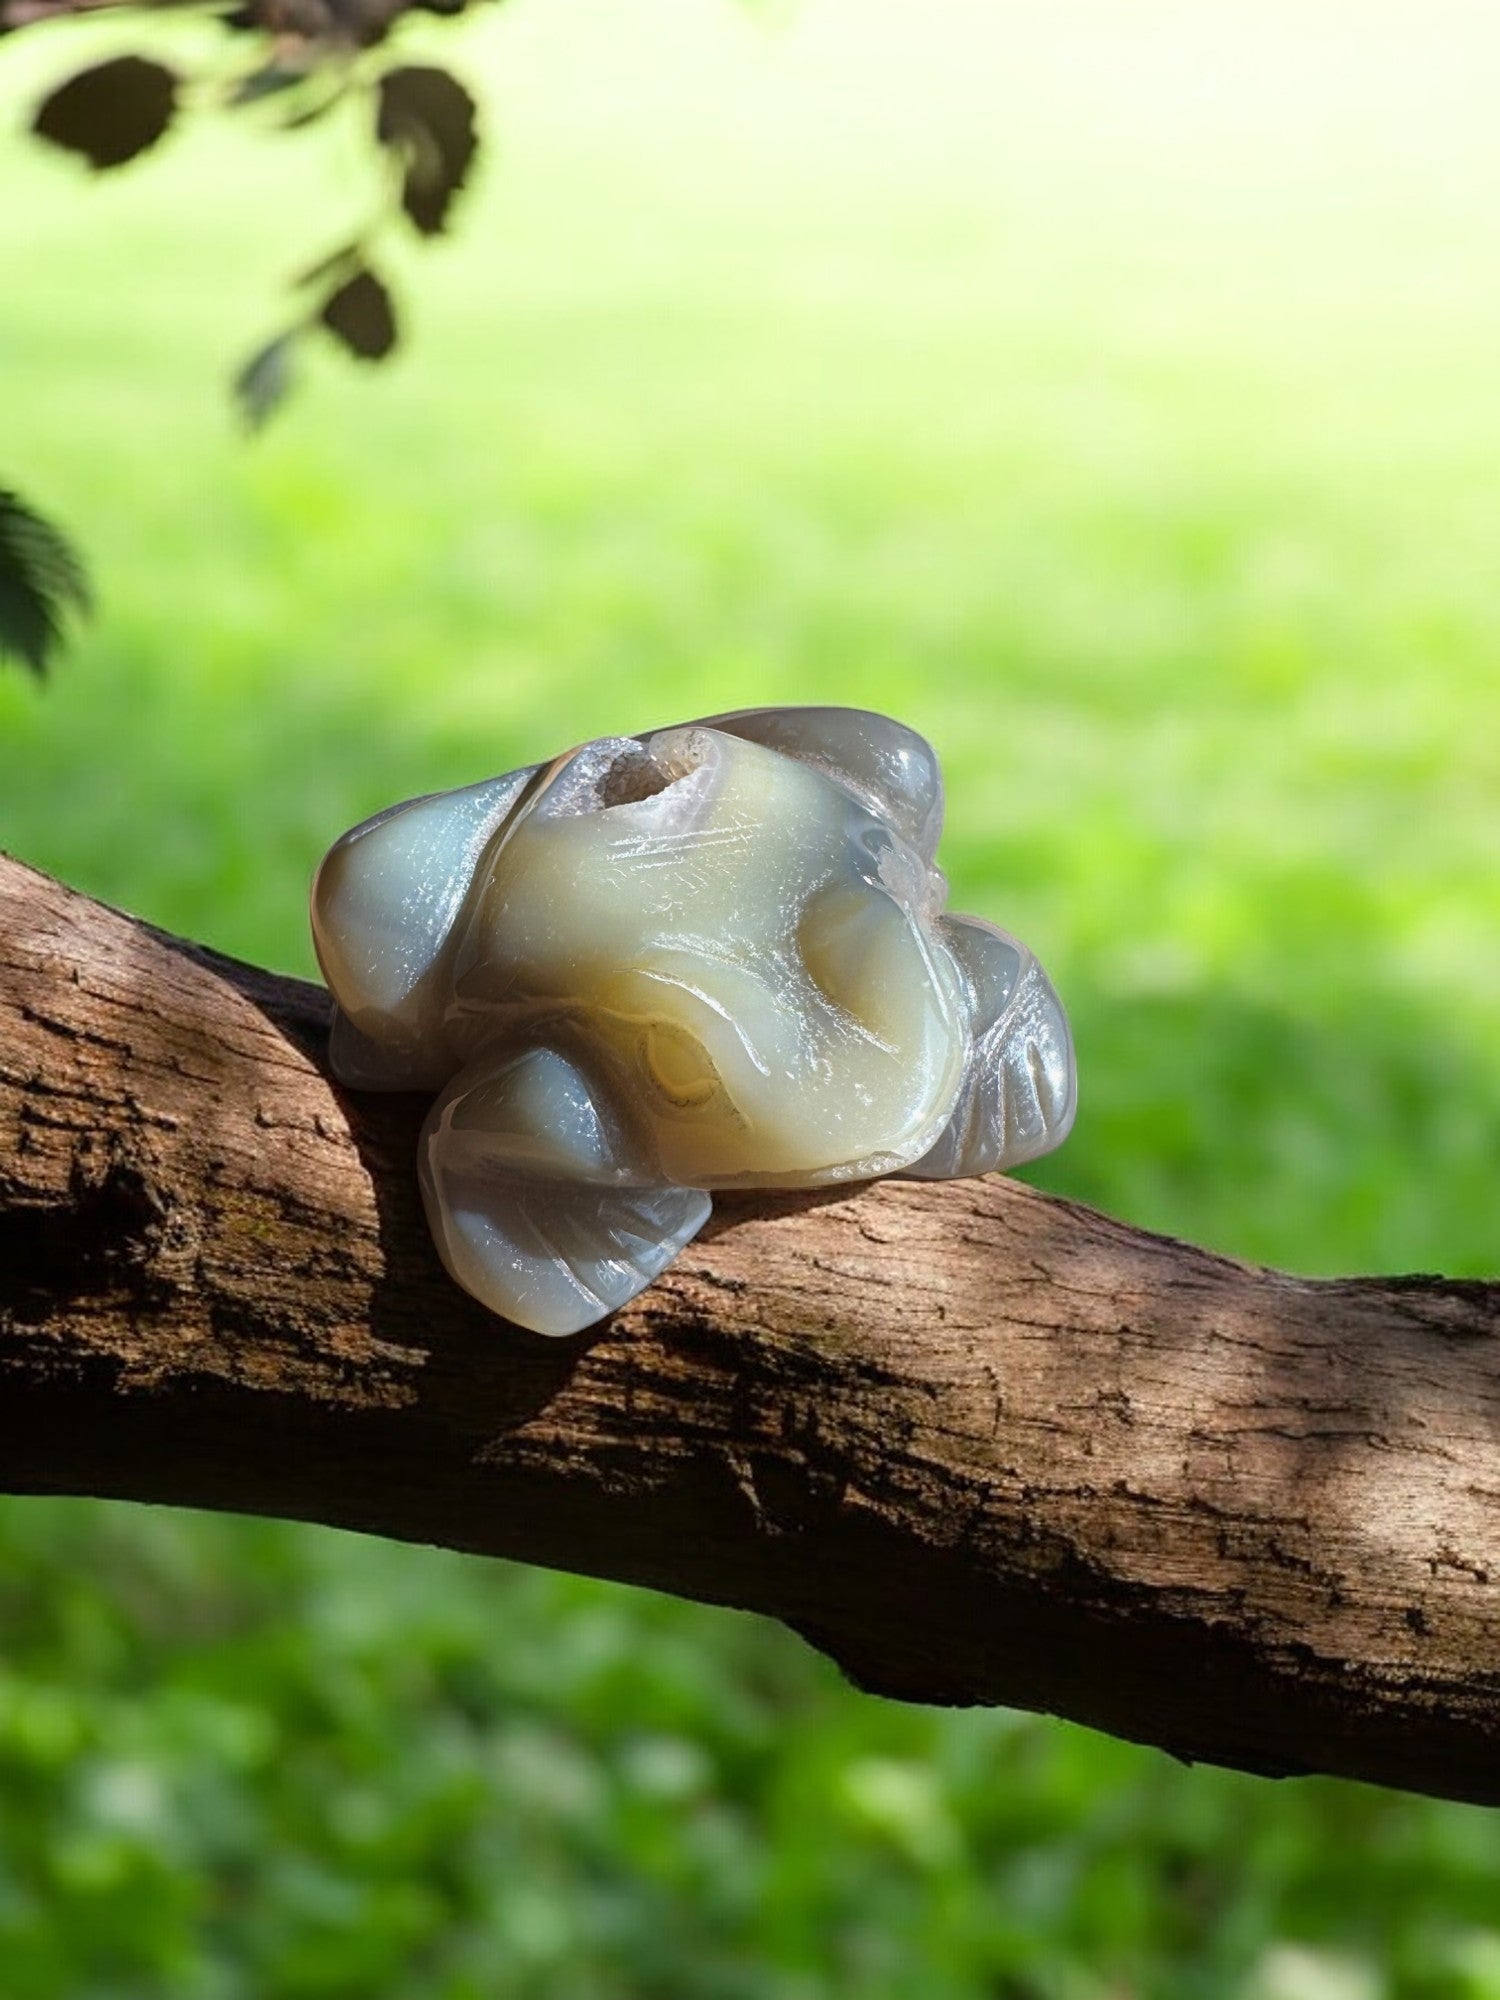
left=3, top=1, right=1499, bottom=1993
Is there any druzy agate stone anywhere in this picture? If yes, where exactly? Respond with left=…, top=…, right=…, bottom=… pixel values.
left=311, top=709, right=1077, bottom=1335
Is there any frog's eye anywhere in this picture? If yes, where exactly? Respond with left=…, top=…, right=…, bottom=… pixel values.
left=686, top=706, right=944, bottom=860
left=797, top=882, right=940, bottom=1050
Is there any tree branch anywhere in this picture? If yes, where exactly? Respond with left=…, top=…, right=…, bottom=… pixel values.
left=2, top=852, right=1498, bottom=1803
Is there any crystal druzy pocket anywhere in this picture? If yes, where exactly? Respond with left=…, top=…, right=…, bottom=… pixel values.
left=312, top=708, right=1077, bottom=1335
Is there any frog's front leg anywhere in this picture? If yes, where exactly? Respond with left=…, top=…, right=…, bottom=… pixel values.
left=418, top=1043, right=711, bottom=1337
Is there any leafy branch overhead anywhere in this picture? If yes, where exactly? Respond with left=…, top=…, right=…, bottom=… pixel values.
left=11, top=0, right=482, bottom=426
left=0, top=491, right=91, bottom=679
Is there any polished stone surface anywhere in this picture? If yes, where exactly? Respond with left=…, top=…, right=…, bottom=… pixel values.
left=312, top=708, right=1076, bottom=1333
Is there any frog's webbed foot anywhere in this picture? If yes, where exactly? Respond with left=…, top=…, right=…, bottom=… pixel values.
left=906, top=915, right=1077, bottom=1180
left=418, top=1045, right=711, bottom=1337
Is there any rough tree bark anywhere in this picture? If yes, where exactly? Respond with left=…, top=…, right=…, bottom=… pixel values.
left=2, top=852, right=1498, bottom=1804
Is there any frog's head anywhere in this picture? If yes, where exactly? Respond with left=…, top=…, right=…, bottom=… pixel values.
left=442, top=723, right=969, bottom=1185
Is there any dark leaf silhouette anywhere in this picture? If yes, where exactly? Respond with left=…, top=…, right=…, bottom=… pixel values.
left=33, top=54, right=178, bottom=170
left=234, top=334, right=299, bottom=430
left=319, top=268, right=398, bottom=360
left=376, top=64, right=477, bottom=236
left=0, top=488, right=92, bottom=677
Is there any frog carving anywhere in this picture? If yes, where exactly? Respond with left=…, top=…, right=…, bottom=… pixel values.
left=312, top=708, right=1076, bottom=1334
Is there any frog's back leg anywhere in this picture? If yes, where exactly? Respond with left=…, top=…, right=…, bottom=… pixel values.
left=906, top=914, right=1077, bottom=1180
left=419, top=1043, right=711, bottom=1336
left=312, top=764, right=539, bottom=1090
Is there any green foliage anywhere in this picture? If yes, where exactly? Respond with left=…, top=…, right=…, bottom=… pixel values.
left=3, top=1508, right=1500, bottom=2000
left=20, top=27, right=480, bottom=426
left=0, top=489, right=90, bottom=678
left=3, top=1, right=1500, bottom=1993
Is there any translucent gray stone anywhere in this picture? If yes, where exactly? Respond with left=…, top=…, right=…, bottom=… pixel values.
left=311, top=709, right=1076, bottom=1335
left=904, top=916, right=1077, bottom=1179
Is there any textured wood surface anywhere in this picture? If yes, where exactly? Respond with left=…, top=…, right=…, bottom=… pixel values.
left=2, top=852, right=1498, bottom=1803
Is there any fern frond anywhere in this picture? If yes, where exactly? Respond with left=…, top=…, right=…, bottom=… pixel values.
left=0, top=487, right=92, bottom=678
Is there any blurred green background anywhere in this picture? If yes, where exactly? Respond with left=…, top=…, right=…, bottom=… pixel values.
left=3, top=1, right=1499, bottom=1993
